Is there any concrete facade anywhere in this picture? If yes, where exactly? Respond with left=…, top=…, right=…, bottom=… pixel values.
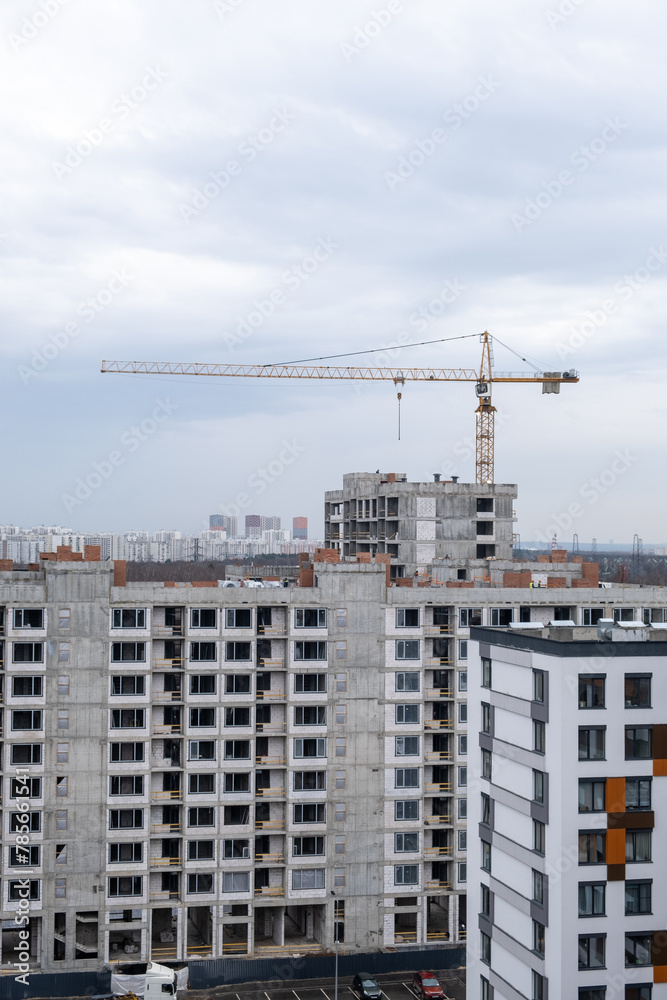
left=2, top=552, right=667, bottom=980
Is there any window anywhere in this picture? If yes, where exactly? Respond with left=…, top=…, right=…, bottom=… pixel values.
left=191, top=608, right=216, bottom=628
left=109, top=843, right=143, bottom=863
left=481, top=704, right=491, bottom=734
left=481, top=884, right=492, bottom=916
left=458, top=830, right=467, bottom=851
left=295, top=608, right=327, bottom=628
left=481, top=657, right=492, bottom=688
left=625, top=880, right=652, bottom=915
left=224, top=740, right=250, bottom=760
left=582, top=607, right=607, bottom=627
left=533, top=972, right=545, bottom=1000
left=480, top=978, right=492, bottom=1000
left=293, top=771, right=326, bottom=790
left=189, top=740, right=216, bottom=761
left=396, top=736, right=420, bottom=756
left=190, top=708, right=216, bottom=728
left=188, top=806, right=215, bottom=827
left=482, top=841, right=491, bottom=872
left=626, top=778, right=651, bottom=811
left=335, top=802, right=346, bottom=821
left=626, top=830, right=651, bottom=863
left=109, top=776, right=144, bottom=796
left=10, top=777, right=41, bottom=798
left=226, top=608, right=251, bottom=628
left=11, top=743, right=42, bottom=764
left=224, top=773, right=250, bottom=793
left=335, top=770, right=346, bottom=789
left=579, top=831, right=605, bottom=864
left=533, top=820, right=545, bottom=855
left=480, top=931, right=491, bottom=965
left=459, top=704, right=468, bottom=725
left=293, top=803, right=326, bottom=823
left=579, top=675, right=605, bottom=709
left=533, top=770, right=545, bottom=804
left=335, top=868, right=346, bottom=888
left=458, top=798, right=468, bottom=819
left=579, top=935, right=606, bottom=969
left=294, top=738, right=326, bottom=758
left=579, top=883, right=606, bottom=916
left=292, top=868, right=325, bottom=889
left=614, top=608, right=636, bottom=623
left=383, top=802, right=411, bottom=829
left=59, top=608, right=70, bottom=629
left=111, top=676, right=146, bottom=696
left=226, top=642, right=252, bottom=661
left=225, top=707, right=250, bottom=727
left=579, top=779, right=606, bottom=813
left=56, top=810, right=67, bottom=830
left=190, top=642, right=217, bottom=662
left=54, top=844, right=67, bottom=866
left=293, top=836, right=325, bottom=856
left=335, top=737, right=346, bottom=757
left=396, top=704, right=419, bottom=724
left=58, top=675, right=69, bottom=696
left=108, top=876, right=142, bottom=897
left=392, top=637, right=421, bottom=662
left=459, top=671, right=468, bottom=692
left=532, top=870, right=544, bottom=905
left=14, top=609, right=44, bottom=629
left=626, top=934, right=652, bottom=967
left=295, top=641, right=327, bottom=660
left=458, top=734, right=467, bottom=755
left=459, top=640, right=468, bottom=660
left=112, top=608, right=146, bottom=629
left=533, top=920, right=545, bottom=956
left=295, top=706, right=327, bottom=726
left=110, top=742, right=144, bottom=762
left=12, top=641, right=44, bottom=664
left=192, top=674, right=218, bottom=694
left=12, top=676, right=43, bottom=697
left=294, top=674, right=327, bottom=693
left=57, top=709, right=69, bottom=730
left=395, top=832, right=419, bottom=852
left=579, top=727, right=605, bottom=760
left=460, top=608, right=482, bottom=628
left=222, top=872, right=250, bottom=893
left=9, top=880, right=40, bottom=901
left=625, top=988, right=652, bottom=1000
left=491, top=608, right=513, bottom=627
left=111, top=642, right=145, bottom=662
left=111, top=709, right=145, bottom=729
left=12, top=710, right=43, bottom=730
left=10, top=811, right=41, bottom=832
left=394, top=864, right=418, bottom=885
left=9, top=846, right=40, bottom=867
left=188, top=873, right=214, bottom=894
left=223, top=839, right=250, bottom=860
left=396, top=608, right=420, bottom=628
left=189, top=841, right=215, bottom=860
left=626, top=727, right=652, bottom=759
left=336, top=641, right=347, bottom=660
left=395, top=671, right=420, bottom=691
left=395, top=768, right=419, bottom=788
left=336, top=673, right=347, bottom=692
left=481, top=793, right=491, bottom=826
left=336, top=608, right=347, bottom=627
left=458, top=767, right=467, bottom=787
left=482, top=749, right=492, bottom=780
left=109, top=809, right=144, bottom=829
left=336, top=704, right=347, bottom=724
left=189, top=773, right=215, bottom=794
left=625, top=675, right=651, bottom=708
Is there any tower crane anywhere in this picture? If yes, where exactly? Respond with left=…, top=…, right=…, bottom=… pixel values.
left=101, top=332, right=578, bottom=484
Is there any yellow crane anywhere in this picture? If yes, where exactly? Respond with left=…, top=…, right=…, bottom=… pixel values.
left=101, top=332, right=578, bottom=484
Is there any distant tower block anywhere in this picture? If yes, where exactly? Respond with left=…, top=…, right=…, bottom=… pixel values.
left=293, top=517, right=308, bottom=540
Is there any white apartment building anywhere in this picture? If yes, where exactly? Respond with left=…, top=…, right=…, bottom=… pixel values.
left=466, top=621, right=667, bottom=1000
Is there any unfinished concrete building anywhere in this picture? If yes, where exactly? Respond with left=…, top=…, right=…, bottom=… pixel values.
left=2, top=534, right=667, bottom=983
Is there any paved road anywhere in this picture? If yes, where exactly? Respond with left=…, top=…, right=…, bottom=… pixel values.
left=183, top=969, right=466, bottom=1000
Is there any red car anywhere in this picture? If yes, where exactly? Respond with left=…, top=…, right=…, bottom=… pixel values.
left=413, top=971, right=444, bottom=999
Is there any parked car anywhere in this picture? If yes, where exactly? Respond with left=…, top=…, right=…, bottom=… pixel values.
left=352, top=973, right=382, bottom=999
left=413, top=971, right=444, bottom=998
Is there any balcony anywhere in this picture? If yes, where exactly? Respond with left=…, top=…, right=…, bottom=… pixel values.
left=425, top=626, right=453, bottom=636
left=151, top=790, right=182, bottom=802
left=153, top=625, right=184, bottom=638
left=424, top=815, right=451, bottom=825
left=254, top=886, right=285, bottom=898
left=256, top=722, right=286, bottom=735
left=150, top=890, right=181, bottom=902
left=424, top=846, right=452, bottom=857
left=424, top=720, right=453, bottom=731
left=425, top=782, right=452, bottom=793
left=425, top=879, right=451, bottom=892
left=152, top=691, right=183, bottom=703
left=257, top=625, right=286, bottom=638
left=151, top=822, right=182, bottom=834
left=256, top=689, right=286, bottom=701
left=153, top=723, right=182, bottom=735
left=258, top=658, right=286, bottom=669
left=150, top=856, right=182, bottom=868
left=255, top=786, right=285, bottom=799
left=256, top=755, right=285, bottom=766
left=222, top=942, right=248, bottom=955
left=153, top=658, right=184, bottom=669
left=255, top=852, right=284, bottom=864
left=255, top=819, right=285, bottom=830
left=425, top=750, right=452, bottom=761
left=424, top=658, right=453, bottom=667
left=426, top=689, right=453, bottom=699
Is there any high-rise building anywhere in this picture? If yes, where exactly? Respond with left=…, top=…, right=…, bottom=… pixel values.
left=245, top=515, right=280, bottom=539
left=467, top=618, right=667, bottom=1000
left=293, top=517, right=308, bottom=540
left=209, top=514, right=237, bottom=537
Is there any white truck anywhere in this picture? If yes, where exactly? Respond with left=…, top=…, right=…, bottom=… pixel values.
left=111, top=961, right=178, bottom=997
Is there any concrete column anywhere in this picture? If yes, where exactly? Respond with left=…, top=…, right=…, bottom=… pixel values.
left=276, top=907, right=285, bottom=946
left=447, top=897, right=454, bottom=942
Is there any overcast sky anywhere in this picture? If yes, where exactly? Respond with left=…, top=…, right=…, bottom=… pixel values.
left=2, top=0, right=666, bottom=544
